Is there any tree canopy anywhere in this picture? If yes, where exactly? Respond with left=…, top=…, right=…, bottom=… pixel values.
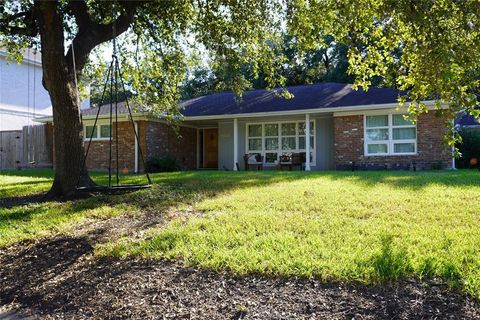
left=289, top=0, right=480, bottom=148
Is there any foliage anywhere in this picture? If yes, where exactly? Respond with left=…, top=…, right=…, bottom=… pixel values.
left=288, top=0, right=480, bottom=151
left=179, top=34, right=358, bottom=99
left=456, top=128, right=480, bottom=168
left=146, top=155, right=180, bottom=173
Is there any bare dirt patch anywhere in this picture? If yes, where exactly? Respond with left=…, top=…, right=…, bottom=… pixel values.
left=1, top=210, right=480, bottom=319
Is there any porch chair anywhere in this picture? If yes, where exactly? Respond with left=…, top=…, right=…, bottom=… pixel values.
left=244, top=154, right=263, bottom=170
left=292, top=152, right=306, bottom=170
left=278, top=153, right=293, bottom=170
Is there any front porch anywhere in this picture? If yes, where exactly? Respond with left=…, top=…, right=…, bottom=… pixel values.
left=186, top=113, right=335, bottom=171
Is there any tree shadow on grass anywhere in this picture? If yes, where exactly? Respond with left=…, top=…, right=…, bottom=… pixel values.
left=0, top=233, right=479, bottom=319
left=0, top=193, right=46, bottom=210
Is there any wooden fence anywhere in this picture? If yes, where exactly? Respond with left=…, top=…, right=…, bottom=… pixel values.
left=0, top=124, right=53, bottom=170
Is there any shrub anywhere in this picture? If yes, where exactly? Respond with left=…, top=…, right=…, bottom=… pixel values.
left=456, top=128, right=480, bottom=169
left=146, top=155, right=180, bottom=172
left=431, top=161, right=444, bottom=170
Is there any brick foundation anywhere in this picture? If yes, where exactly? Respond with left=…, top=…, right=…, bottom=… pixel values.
left=334, top=112, right=452, bottom=170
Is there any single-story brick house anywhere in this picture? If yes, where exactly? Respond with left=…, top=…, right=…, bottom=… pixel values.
left=37, top=83, right=453, bottom=172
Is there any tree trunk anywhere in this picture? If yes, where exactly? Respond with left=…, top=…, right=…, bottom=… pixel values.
left=36, top=1, right=94, bottom=199
left=47, top=78, right=94, bottom=198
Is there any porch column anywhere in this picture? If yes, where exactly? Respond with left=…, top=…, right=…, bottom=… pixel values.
left=305, top=114, right=311, bottom=171
left=233, top=118, right=238, bottom=171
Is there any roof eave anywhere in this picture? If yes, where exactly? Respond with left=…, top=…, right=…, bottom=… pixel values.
left=182, top=100, right=441, bottom=121
left=34, top=100, right=444, bottom=123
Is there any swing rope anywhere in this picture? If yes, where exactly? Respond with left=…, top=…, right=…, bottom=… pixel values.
left=74, top=2, right=151, bottom=191
left=31, top=48, right=37, bottom=165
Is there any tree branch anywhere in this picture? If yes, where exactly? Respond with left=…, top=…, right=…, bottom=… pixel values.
left=0, top=7, right=38, bottom=37
left=67, top=0, right=92, bottom=30
left=66, top=1, right=144, bottom=74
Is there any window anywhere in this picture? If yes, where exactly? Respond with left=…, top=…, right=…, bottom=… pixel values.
left=247, top=124, right=262, bottom=152
left=100, top=124, right=112, bottom=138
left=85, top=125, right=97, bottom=139
left=246, top=121, right=315, bottom=165
left=84, top=124, right=112, bottom=140
left=365, top=114, right=416, bottom=155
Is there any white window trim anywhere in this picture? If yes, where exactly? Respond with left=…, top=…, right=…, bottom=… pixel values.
left=364, top=113, right=417, bottom=156
left=246, top=120, right=316, bottom=166
left=84, top=123, right=112, bottom=141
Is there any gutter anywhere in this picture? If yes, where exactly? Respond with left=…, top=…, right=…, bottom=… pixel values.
left=34, top=100, right=443, bottom=123
left=0, top=107, right=51, bottom=118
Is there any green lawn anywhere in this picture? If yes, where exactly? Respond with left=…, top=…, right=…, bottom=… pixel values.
left=2, top=169, right=480, bottom=299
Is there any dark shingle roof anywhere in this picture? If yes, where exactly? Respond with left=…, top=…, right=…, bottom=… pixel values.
left=455, top=112, right=480, bottom=127
left=81, top=83, right=405, bottom=118
left=180, top=83, right=405, bottom=117
left=81, top=101, right=144, bottom=117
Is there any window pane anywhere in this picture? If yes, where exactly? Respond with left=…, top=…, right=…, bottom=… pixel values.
left=100, top=125, right=111, bottom=138
left=264, top=124, right=278, bottom=136
left=366, top=115, right=388, bottom=127
left=265, top=137, right=279, bottom=150
left=298, top=121, right=314, bottom=135
left=299, top=136, right=305, bottom=149
left=394, top=143, right=415, bottom=153
left=281, top=123, right=296, bottom=136
left=85, top=126, right=97, bottom=138
left=367, top=144, right=388, bottom=154
left=248, top=124, right=262, bottom=137
left=298, top=136, right=315, bottom=150
left=265, top=152, right=278, bottom=163
left=248, top=138, right=262, bottom=151
left=281, top=137, right=296, bottom=150
left=298, top=122, right=306, bottom=135
left=393, top=127, right=416, bottom=140
left=366, top=128, right=388, bottom=141
left=393, top=114, right=413, bottom=126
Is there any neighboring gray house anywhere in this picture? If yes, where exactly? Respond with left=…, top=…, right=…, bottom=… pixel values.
left=0, top=49, right=52, bottom=131
left=0, top=48, right=90, bottom=131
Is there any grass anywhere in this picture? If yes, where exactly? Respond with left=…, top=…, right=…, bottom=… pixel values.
left=2, top=169, right=480, bottom=299
left=0, top=169, right=146, bottom=247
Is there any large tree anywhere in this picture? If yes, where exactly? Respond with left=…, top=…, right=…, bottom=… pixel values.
left=0, top=0, right=285, bottom=198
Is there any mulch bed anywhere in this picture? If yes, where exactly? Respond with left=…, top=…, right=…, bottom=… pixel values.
left=1, top=235, right=479, bottom=320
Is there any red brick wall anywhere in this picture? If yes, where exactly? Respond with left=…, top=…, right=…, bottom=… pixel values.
left=84, top=121, right=138, bottom=172
left=145, top=122, right=197, bottom=170
left=334, top=112, right=452, bottom=170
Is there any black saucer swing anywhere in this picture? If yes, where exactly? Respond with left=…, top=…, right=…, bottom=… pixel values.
left=75, top=25, right=151, bottom=193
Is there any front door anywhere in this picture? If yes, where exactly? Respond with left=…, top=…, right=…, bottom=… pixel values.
left=204, top=128, right=218, bottom=169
